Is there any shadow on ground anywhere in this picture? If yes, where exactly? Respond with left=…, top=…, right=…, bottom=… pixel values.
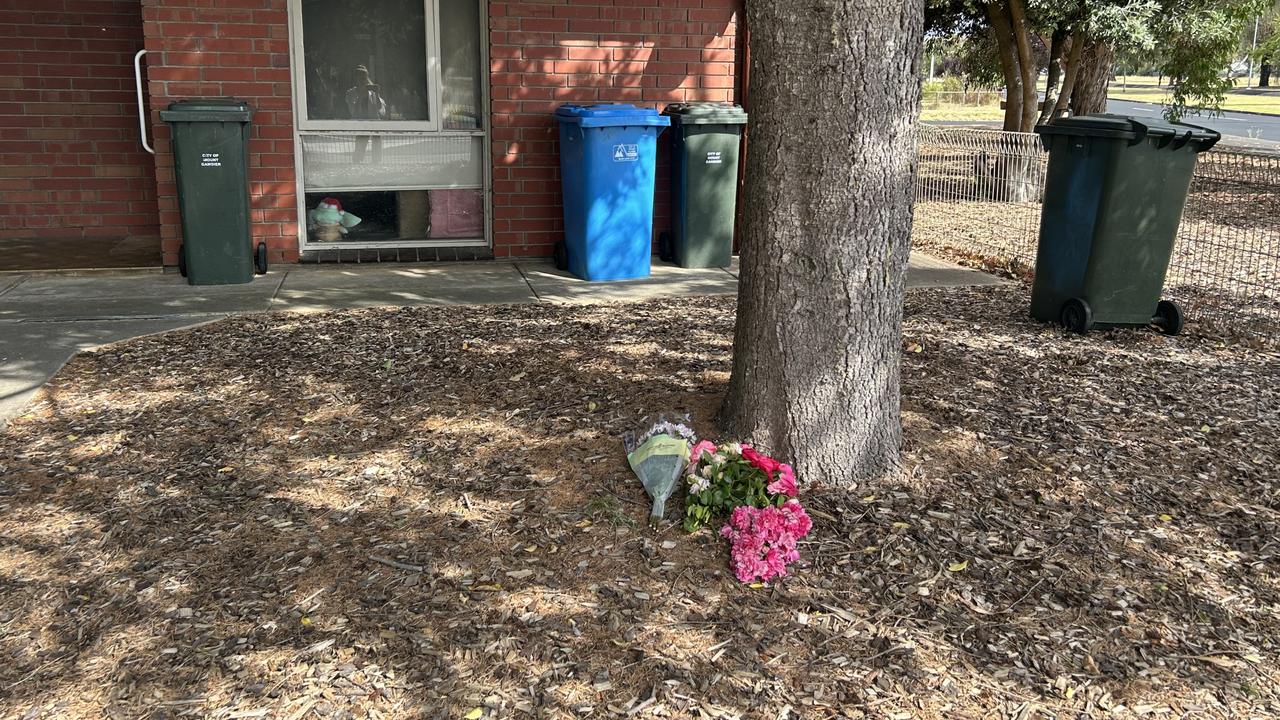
left=0, top=285, right=1277, bottom=718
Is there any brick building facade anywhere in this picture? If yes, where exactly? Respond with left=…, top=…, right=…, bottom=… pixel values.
left=0, top=0, right=159, bottom=249
left=1, top=0, right=745, bottom=269
left=140, top=0, right=298, bottom=266
left=487, top=0, right=742, bottom=257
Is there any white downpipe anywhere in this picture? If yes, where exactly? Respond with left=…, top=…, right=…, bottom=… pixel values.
left=133, top=49, right=154, bottom=155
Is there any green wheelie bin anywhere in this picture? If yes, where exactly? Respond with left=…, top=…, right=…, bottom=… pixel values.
left=160, top=99, right=267, bottom=285
left=659, top=103, right=748, bottom=268
left=1031, top=114, right=1218, bottom=335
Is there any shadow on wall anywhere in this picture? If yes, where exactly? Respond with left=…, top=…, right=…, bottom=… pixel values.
left=494, top=5, right=742, bottom=254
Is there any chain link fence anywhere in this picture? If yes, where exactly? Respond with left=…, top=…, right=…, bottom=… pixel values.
left=913, top=124, right=1280, bottom=334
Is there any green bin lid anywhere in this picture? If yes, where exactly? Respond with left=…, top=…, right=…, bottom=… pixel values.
left=160, top=98, right=253, bottom=123
left=1036, top=113, right=1218, bottom=151
left=662, top=102, right=748, bottom=125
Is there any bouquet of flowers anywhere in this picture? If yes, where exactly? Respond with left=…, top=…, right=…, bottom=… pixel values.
left=622, top=414, right=697, bottom=528
left=683, top=442, right=812, bottom=583
left=682, top=442, right=797, bottom=531
left=720, top=500, right=812, bottom=584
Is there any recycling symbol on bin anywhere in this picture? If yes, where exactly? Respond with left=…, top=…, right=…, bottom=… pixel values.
left=612, top=144, right=639, bottom=162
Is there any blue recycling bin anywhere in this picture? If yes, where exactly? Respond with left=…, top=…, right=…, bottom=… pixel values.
left=554, top=104, right=670, bottom=281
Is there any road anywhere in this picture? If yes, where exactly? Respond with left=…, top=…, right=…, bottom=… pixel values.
left=1108, top=99, right=1280, bottom=151
left=936, top=99, right=1280, bottom=151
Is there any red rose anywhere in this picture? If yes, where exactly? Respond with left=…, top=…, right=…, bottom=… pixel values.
left=741, top=446, right=780, bottom=476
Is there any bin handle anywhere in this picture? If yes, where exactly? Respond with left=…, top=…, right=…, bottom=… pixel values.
left=1171, top=129, right=1193, bottom=151
left=133, top=49, right=154, bottom=155
left=1125, top=118, right=1149, bottom=147
left=1170, top=120, right=1222, bottom=152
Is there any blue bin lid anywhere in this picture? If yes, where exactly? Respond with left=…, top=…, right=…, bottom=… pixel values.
left=554, top=104, right=670, bottom=128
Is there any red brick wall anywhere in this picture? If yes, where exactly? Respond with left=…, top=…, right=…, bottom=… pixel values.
left=140, top=0, right=297, bottom=266
left=136, top=0, right=743, bottom=265
left=0, top=0, right=160, bottom=244
left=489, top=0, right=744, bottom=258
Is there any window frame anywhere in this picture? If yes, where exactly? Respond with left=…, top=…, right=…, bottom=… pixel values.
left=288, top=0, right=445, bottom=132
left=287, top=0, right=491, bottom=251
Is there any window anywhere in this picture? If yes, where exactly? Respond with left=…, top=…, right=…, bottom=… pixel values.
left=291, top=0, right=483, bottom=132
left=290, top=0, right=487, bottom=247
left=301, top=0, right=431, bottom=123
left=439, top=0, right=482, bottom=130
left=299, top=134, right=483, bottom=190
left=304, top=189, right=483, bottom=243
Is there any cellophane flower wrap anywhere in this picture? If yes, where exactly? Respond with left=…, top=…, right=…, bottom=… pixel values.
left=682, top=442, right=812, bottom=582
left=622, top=414, right=696, bottom=527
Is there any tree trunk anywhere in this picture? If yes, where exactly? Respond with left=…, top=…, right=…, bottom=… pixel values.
left=1038, top=26, right=1066, bottom=126
left=720, top=0, right=923, bottom=485
left=1262, top=61, right=1272, bottom=87
left=985, top=1, right=1022, bottom=132
left=1051, top=31, right=1086, bottom=118
left=1071, top=40, right=1113, bottom=115
left=1005, top=0, right=1039, bottom=132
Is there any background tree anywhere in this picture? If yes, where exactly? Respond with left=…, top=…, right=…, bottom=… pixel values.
left=1250, top=6, right=1280, bottom=87
left=1151, top=3, right=1268, bottom=119
left=927, top=0, right=1268, bottom=128
left=721, top=0, right=924, bottom=484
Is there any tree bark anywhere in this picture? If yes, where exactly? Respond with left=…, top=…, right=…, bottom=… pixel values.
left=1038, top=26, right=1066, bottom=126
left=720, top=0, right=923, bottom=486
left=1051, top=31, right=1086, bottom=118
left=1261, top=61, right=1272, bottom=87
left=985, top=1, right=1022, bottom=132
left=1005, top=0, right=1039, bottom=132
left=1071, top=40, right=1113, bottom=115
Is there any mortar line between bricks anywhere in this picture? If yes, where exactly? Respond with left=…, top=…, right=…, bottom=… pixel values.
left=513, top=263, right=542, bottom=302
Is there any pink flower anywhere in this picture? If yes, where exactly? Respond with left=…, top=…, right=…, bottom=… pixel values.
left=687, top=440, right=717, bottom=470
left=766, top=463, right=798, bottom=497
left=719, top=501, right=813, bottom=584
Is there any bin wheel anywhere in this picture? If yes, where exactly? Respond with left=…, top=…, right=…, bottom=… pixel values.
left=1153, top=299, right=1184, bottom=336
left=177, top=244, right=187, bottom=278
left=552, top=240, right=569, bottom=271
left=1060, top=298, right=1093, bottom=334
left=255, top=242, right=268, bottom=275
left=657, top=232, right=674, bottom=262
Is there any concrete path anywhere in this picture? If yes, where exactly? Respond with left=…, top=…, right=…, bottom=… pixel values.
left=0, top=253, right=1002, bottom=424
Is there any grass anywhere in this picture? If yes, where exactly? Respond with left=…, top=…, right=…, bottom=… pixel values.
left=920, top=105, right=1005, bottom=122
left=920, top=82, right=1004, bottom=122
left=919, top=74, right=1280, bottom=121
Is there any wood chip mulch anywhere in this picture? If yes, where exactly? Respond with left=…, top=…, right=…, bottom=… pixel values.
left=1, top=284, right=1277, bottom=719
